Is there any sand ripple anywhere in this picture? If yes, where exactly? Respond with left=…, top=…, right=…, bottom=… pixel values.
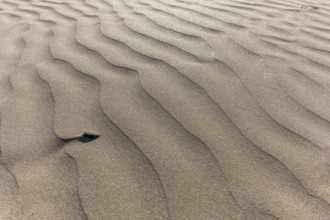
left=0, top=0, right=330, bottom=219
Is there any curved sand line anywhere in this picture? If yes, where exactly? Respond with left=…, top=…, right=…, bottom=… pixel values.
left=0, top=0, right=330, bottom=219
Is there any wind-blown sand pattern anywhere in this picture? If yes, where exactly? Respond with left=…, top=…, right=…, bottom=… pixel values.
left=0, top=0, right=330, bottom=219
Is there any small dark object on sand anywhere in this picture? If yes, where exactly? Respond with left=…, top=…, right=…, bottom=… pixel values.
left=78, top=133, right=100, bottom=143
left=61, top=132, right=100, bottom=143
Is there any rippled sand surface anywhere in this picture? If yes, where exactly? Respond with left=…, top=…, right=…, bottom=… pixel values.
left=0, top=0, right=330, bottom=219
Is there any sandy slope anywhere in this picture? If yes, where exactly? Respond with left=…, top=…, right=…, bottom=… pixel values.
left=0, top=0, right=330, bottom=219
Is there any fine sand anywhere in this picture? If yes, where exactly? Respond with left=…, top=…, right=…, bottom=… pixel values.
left=0, top=0, right=330, bottom=219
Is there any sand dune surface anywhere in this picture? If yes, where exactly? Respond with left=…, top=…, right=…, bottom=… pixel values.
left=0, top=0, right=330, bottom=219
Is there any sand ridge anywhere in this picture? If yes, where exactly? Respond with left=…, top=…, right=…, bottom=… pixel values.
left=0, top=0, right=330, bottom=219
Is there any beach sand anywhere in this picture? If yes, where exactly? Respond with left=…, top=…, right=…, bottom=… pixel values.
left=0, top=0, right=330, bottom=219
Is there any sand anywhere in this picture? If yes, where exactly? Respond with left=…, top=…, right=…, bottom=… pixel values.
left=0, top=0, right=330, bottom=219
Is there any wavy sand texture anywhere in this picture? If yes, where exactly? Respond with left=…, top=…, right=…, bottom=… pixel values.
left=0, top=0, right=330, bottom=219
